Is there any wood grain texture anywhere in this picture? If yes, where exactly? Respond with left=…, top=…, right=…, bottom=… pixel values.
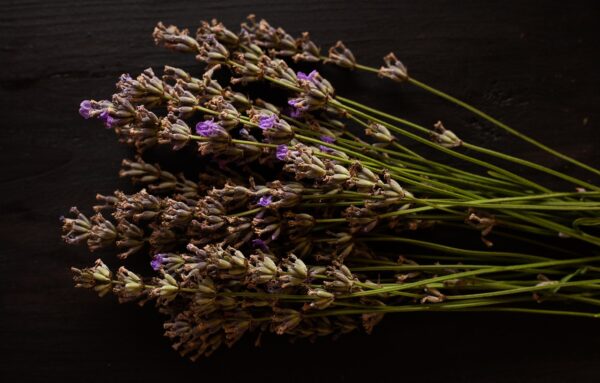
left=1, top=0, right=600, bottom=382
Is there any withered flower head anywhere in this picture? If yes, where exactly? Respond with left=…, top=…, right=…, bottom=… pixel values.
left=326, top=41, right=356, bottom=69
left=378, top=52, right=408, bottom=82
left=153, top=22, right=200, bottom=53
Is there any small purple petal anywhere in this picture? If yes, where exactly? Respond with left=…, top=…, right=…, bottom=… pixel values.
left=195, top=119, right=221, bottom=137
left=297, top=70, right=318, bottom=82
left=258, top=195, right=273, bottom=207
left=79, top=100, right=92, bottom=119
left=258, top=114, right=277, bottom=131
left=276, top=145, right=289, bottom=160
left=150, top=253, right=166, bottom=271
left=319, top=145, right=334, bottom=153
left=99, top=110, right=109, bottom=122
left=239, top=128, right=249, bottom=136
left=321, top=135, right=335, bottom=143
left=105, top=115, right=116, bottom=129
left=252, top=239, right=269, bottom=251
left=288, top=98, right=308, bottom=113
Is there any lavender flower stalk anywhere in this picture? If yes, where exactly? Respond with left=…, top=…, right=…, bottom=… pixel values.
left=62, top=16, right=600, bottom=363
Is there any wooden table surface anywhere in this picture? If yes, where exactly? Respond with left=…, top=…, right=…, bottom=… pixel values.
left=1, top=1, right=600, bottom=382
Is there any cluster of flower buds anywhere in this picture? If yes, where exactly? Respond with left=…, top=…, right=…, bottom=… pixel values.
left=64, top=15, right=600, bottom=362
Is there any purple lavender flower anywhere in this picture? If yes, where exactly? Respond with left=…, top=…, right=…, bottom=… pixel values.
left=195, top=119, right=222, bottom=137
left=297, top=70, right=318, bottom=82
left=79, top=100, right=92, bottom=119
left=150, top=253, right=166, bottom=271
left=252, top=239, right=269, bottom=251
left=287, top=98, right=308, bottom=111
left=319, top=145, right=334, bottom=154
left=276, top=145, right=289, bottom=160
left=321, top=135, right=335, bottom=144
left=104, top=115, right=117, bottom=129
left=258, top=114, right=277, bottom=130
left=99, top=110, right=110, bottom=122
left=258, top=195, right=273, bottom=207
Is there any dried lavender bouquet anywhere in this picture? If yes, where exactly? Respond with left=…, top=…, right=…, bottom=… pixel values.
left=62, top=16, right=600, bottom=361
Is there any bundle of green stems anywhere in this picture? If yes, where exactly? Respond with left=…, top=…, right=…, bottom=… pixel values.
left=62, top=16, right=600, bottom=360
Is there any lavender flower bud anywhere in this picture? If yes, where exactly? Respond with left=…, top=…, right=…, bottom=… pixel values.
left=324, top=263, right=357, bottom=293
left=61, top=207, right=92, bottom=245
left=161, top=198, right=194, bottom=229
left=150, top=253, right=167, bottom=271
left=293, top=32, right=321, bottom=63
left=244, top=16, right=297, bottom=56
left=344, top=205, right=379, bottom=233
left=117, top=68, right=172, bottom=107
left=196, top=35, right=229, bottom=66
left=276, top=144, right=288, bottom=160
left=114, top=189, right=161, bottom=222
left=71, top=259, right=113, bottom=297
left=249, top=110, right=294, bottom=144
left=88, top=213, right=117, bottom=252
left=168, top=84, right=199, bottom=119
left=225, top=90, right=251, bottom=106
left=152, top=271, right=180, bottom=300
left=230, top=52, right=264, bottom=85
left=115, top=219, right=145, bottom=259
left=197, top=19, right=239, bottom=46
left=286, top=212, right=316, bottom=239
left=322, top=231, right=355, bottom=260
left=254, top=180, right=304, bottom=209
left=252, top=212, right=282, bottom=243
left=78, top=100, right=93, bottom=119
left=365, top=122, right=395, bottom=144
left=78, top=99, right=114, bottom=121
left=194, top=118, right=235, bottom=158
left=248, top=253, right=279, bottom=285
left=430, top=121, right=462, bottom=148
left=378, top=52, right=408, bottom=82
left=306, top=289, right=335, bottom=310
left=153, top=22, right=200, bottom=53
left=93, top=193, right=119, bottom=212
left=290, top=70, right=335, bottom=112
left=196, top=118, right=227, bottom=138
left=279, top=254, right=308, bottom=288
left=119, top=157, right=179, bottom=193
left=283, top=144, right=328, bottom=180
left=326, top=41, right=356, bottom=69
left=158, top=113, right=192, bottom=150
left=114, top=266, right=146, bottom=303
left=205, top=96, right=240, bottom=130
left=324, top=163, right=351, bottom=185
left=349, top=162, right=379, bottom=191
left=209, top=182, right=252, bottom=211
left=260, top=56, right=299, bottom=88
left=271, top=308, right=302, bottom=335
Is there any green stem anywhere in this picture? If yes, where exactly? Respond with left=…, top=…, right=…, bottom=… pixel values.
left=337, top=96, right=599, bottom=191
left=337, top=102, right=550, bottom=192
left=406, top=76, right=600, bottom=179
left=347, top=255, right=600, bottom=297
left=357, top=236, right=551, bottom=262
left=445, top=279, right=600, bottom=300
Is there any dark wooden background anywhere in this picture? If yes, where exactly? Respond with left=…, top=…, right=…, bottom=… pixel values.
left=2, top=0, right=600, bottom=382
